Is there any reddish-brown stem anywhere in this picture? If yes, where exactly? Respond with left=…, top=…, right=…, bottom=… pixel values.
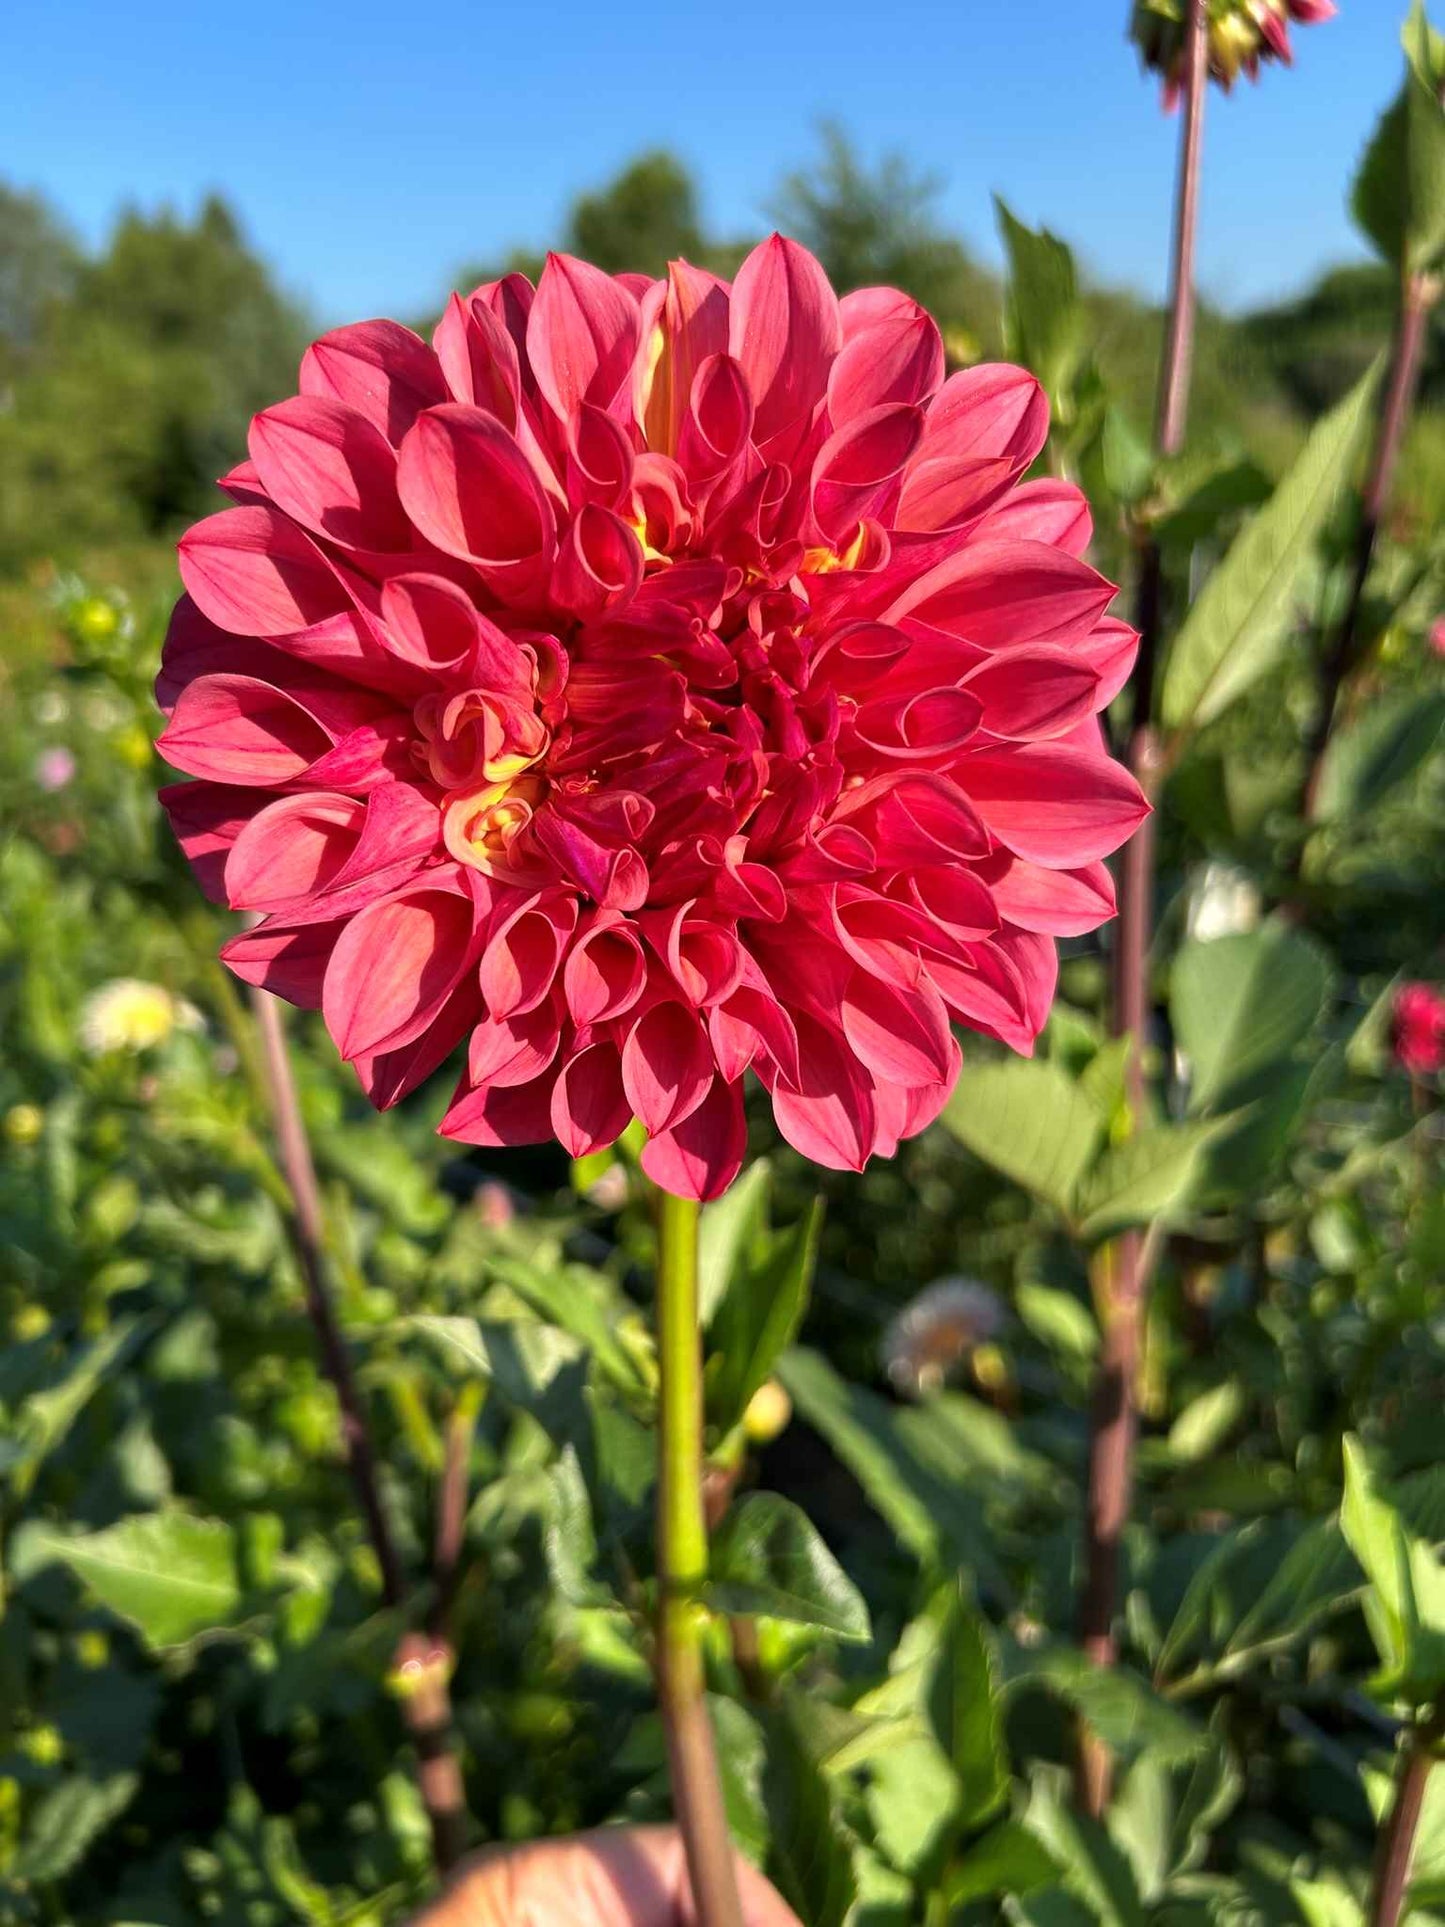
left=1296, top=272, right=1441, bottom=840
left=1077, top=0, right=1207, bottom=1818
left=248, top=985, right=468, bottom=1873
left=431, top=1400, right=476, bottom=1639
left=1371, top=1717, right=1441, bottom=1927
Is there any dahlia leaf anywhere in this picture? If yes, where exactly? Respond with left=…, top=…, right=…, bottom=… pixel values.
left=707, top=1197, right=821, bottom=1436
left=1350, top=2, right=1445, bottom=274
left=1159, top=363, right=1380, bottom=741
left=1313, top=689, right=1445, bottom=822
left=11, top=1511, right=245, bottom=1652
left=709, top=1493, right=871, bottom=1642
left=923, top=1585, right=1009, bottom=1834
left=1170, top=922, right=1334, bottom=1114
left=942, top=1055, right=1103, bottom=1219
left=1072, top=1118, right=1231, bottom=1243
left=763, top=1696, right=860, bottom=1927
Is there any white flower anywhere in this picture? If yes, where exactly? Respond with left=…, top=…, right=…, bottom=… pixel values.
left=79, top=980, right=204, bottom=1055
left=1184, top=861, right=1261, bottom=944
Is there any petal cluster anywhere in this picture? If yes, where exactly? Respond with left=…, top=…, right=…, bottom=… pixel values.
left=1132, top=0, right=1336, bottom=107
left=157, top=237, right=1145, bottom=1199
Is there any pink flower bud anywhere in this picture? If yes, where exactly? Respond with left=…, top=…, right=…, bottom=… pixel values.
left=1393, top=982, right=1445, bottom=1078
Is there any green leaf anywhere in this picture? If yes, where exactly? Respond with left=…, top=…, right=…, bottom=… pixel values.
left=1352, top=3, right=1445, bottom=273
left=865, top=1735, right=965, bottom=1877
left=944, top=1817, right=1059, bottom=1909
left=764, top=1700, right=858, bottom=1927
left=708, top=1198, right=821, bottom=1436
left=698, top=1157, right=772, bottom=1327
left=709, top=1493, right=871, bottom=1642
left=925, top=1589, right=1009, bottom=1832
left=1073, top=1119, right=1231, bottom=1242
left=488, top=1252, right=649, bottom=1395
left=1341, top=1434, right=1445, bottom=1704
left=942, top=1056, right=1102, bottom=1218
left=1004, top=1642, right=1205, bottom=1765
left=14, top=1771, right=139, bottom=1883
left=1025, top=1776, right=1147, bottom=1927
left=996, top=197, right=1084, bottom=412
left=1167, top=1381, right=1246, bottom=1465
left=1170, top=923, right=1334, bottom=1114
left=1314, top=690, right=1445, bottom=823
left=4, top=1318, right=143, bottom=1500
left=710, top=1696, right=770, bottom=1867
left=1016, top=1284, right=1099, bottom=1360
left=1159, top=366, right=1380, bottom=739
left=13, top=1511, right=245, bottom=1650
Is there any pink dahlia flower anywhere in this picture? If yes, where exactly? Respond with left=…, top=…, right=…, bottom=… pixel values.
left=157, top=238, right=1145, bottom=1200
left=1393, top=982, right=1445, bottom=1078
left=1134, top=0, right=1335, bottom=107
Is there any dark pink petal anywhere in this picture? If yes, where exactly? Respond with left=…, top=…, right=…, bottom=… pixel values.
left=961, top=644, right=1102, bottom=739
left=379, top=572, right=480, bottom=679
left=979, top=477, right=1093, bottom=554
left=221, top=915, right=343, bottom=1006
left=396, top=405, right=555, bottom=586
left=840, top=966, right=953, bottom=1088
left=896, top=364, right=1049, bottom=533
left=564, top=914, right=648, bottom=1025
left=566, top=404, right=635, bottom=510
left=621, top=1000, right=713, bottom=1134
left=958, top=743, right=1150, bottom=865
left=528, top=252, right=641, bottom=422
left=299, top=319, right=448, bottom=445
left=811, top=403, right=923, bottom=545
left=553, top=506, right=644, bottom=618
left=179, top=507, right=351, bottom=638
left=432, top=292, right=522, bottom=427
left=157, top=674, right=335, bottom=784
left=248, top=396, right=411, bottom=554
left=884, top=539, right=1117, bottom=647
left=768, top=1013, right=874, bottom=1172
left=551, top=1041, right=632, bottom=1156
left=640, top=1075, right=746, bottom=1201
left=480, top=894, right=577, bottom=1020
left=1076, top=616, right=1140, bottom=706
left=899, top=865, right=999, bottom=941
left=356, top=975, right=481, bottom=1108
left=642, top=262, right=731, bottom=457
left=323, top=883, right=479, bottom=1060
left=987, top=854, right=1117, bottom=936
left=440, top=1070, right=557, bottom=1147
left=728, top=234, right=842, bottom=450
left=678, top=354, right=754, bottom=485
left=159, top=779, right=257, bottom=901
left=828, top=300, right=944, bottom=424
left=467, top=997, right=565, bottom=1089
left=225, top=792, right=365, bottom=910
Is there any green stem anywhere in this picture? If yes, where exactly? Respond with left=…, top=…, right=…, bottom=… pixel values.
left=655, top=1187, right=744, bottom=1927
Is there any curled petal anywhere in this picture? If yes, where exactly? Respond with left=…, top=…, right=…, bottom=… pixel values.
left=179, top=507, right=351, bottom=638
left=621, top=999, right=713, bottom=1134
left=729, top=233, right=842, bottom=450
left=440, top=1069, right=557, bottom=1147
left=528, top=252, right=641, bottom=422
left=248, top=396, right=411, bottom=553
left=564, top=913, right=648, bottom=1025
left=396, top=405, right=555, bottom=586
left=961, top=644, right=1102, bottom=739
left=811, top=404, right=923, bottom=546
left=640, top=1075, right=746, bottom=1201
left=299, top=319, right=449, bottom=445
left=323, top=882, right=479, bottom=1060
left=551, top=1041, right=632, bottom=1156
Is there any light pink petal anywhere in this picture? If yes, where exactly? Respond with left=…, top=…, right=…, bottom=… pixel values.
left=221, top=915, right=342, bottom=1006
left=811, top=403, right=924, bottom=546
left=432, top=292, right=522, bottom=427
left=958, top=743, right=1150, bottom=866
left=356, top=976, right=481, bottom=1109
left=979, top=477, right=1093, bottom=555
left=564, top=914, right=648, bottom=1025
left=299, top=319, right=449, bottom=445
left=896, top=365, right=1049, bottom=533
left=248, top=396, right=411, bottom=554
left=528, top=252, right=641, bottom=422
left=961, top=645, right=1102, bottom=740
left=468, top=995, right=566, bottom=1088
left=479, top=895, right=577, bottom=1020
left=553, top=505, right=645, bottom=618
left=157, top=673, right=335, bottom=784
left=728, top=234, right=842, bottom=450
left=827, top=301, right=944, bottom=424
left=378, top=572, right=480, bottom=678
left=642, top=261, right=731, bottom=457
left=640, top=1075, right=747, bottom=1201
left=551, top=1041, right=632, bottom=1156
left=396, top=404, right=555, bottom=585
left=1076, top=616, right=1140, bottom=706
left=884, top=539, right=1117, bottom=647
left=987, top=855, right=1117, bottom=937
left=225, top=792, right=365, bottom=910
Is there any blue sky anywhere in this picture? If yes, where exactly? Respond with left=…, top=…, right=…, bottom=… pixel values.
left=3, top=1, right=1403, bottom=324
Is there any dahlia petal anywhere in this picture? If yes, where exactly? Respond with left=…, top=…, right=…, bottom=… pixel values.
left=840, top=966, right=953, bottom=1088
left=827, top=302, right=945, bottom=424
left=378, top=572, right=481, bottom=679
left=563, top=913, right=648, bottom=1025
left=356, top=975, right=480, bottom=1108
left=677, top=354, right=754, bottom=485
left=396, top=405, right=555, bottom=586
left=642, top=262, right=731, bottom=458
left=996, top=927, right=1059, bottom=1041
left=299, top=319, right=449, bottom=445
left=811, top=403, right=924, bottom=546
left=550, top=1040, right=632, bottom=1157
left=432, top=292, right=522, bottom=428
left=621, top=1000, right=713, bottom=1134
left=221, top=916, right=343, bottom=1005
left=323, top=883, right=479, bottom=1060
left=553, top=505, right=644, bottom=618
left=248, top=396, right=411, bottom=554
left=179, top=507, right=351, bottom=638
left=566, top=404, right=635, bottom=510
left=225, top=792, right=366, bottom=910
left=884, top=538, right=1117, bottom=647
left=528, top=252, right=641, bottom=422
left=1076, top=616, right=1140, bottom=707
left=158, top=779, right=257, bottom=902
left=961, top=644, right=1102, bottom=739
left=985, top=854, right=1116, bottom=936
left=729, top=234, right=842, bottom=451
left=708, top=977, right=800, bottom=1086
left=440, top=1070, right=557, bottom=1148
left=768, top=1014, right=874, bottom=1172
left=959, top=743, right=1148, bottom=866
left=922, top=940, right=1035, bottom=1053
left=467, top=995, right=566, bottom=1088
left=979, top=477, right=1093, bottom=555
left=157, top=674, right=335, bottom=784
left=480, top=894, right=577, bottom=1020
left=900, top=865, right=1000, bottom=941
left=640, top=1075, right=746, bottom=1202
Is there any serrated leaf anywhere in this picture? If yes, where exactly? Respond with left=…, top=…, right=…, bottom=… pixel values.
left=943, top=1056, right=1102, bottom=1217
left=1171, top=923, right=1334, bottom=1114
left=1073, top=1119, right=1230, bottom=1242
left=709, top=1493, right=871, bottom=1641
left=1315, top=690, right=1445, bottom=822
left=13, top=1512, right=245, bottom=1650
left=1160, top=365, right=1379, bottom=739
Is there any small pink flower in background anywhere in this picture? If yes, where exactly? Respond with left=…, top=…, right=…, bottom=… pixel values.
left=1392, top=982, right=1445, bottom=1077
left=1429, top=618, right=1445, bottom=658
left=157, top=238, right=1145, bottom=1201
left=35, top=746, right=76, bottom=792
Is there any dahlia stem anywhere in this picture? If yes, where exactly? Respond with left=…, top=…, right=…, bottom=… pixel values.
left=654, top=1186, right=744, bottom=1927
left=1077, top=0, right=1207, bottom=1819
left=1295, top=269, right=1441, bottom=851
left=247, top=984, right=468, bottom=1875
left=1371, top=1714, right=1442, bottom=1927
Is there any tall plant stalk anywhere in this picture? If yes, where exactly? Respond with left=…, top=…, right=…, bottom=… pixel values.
left=1076, top=0, right=1208, bottom=1817
left=1296, top=268, right=1442, bottom=841
left=654, top=1188, right=744, bottom=1927
left=248, top=986, right=468, bottom=1874
left=1371, top=1716, right=1442, bottom=1927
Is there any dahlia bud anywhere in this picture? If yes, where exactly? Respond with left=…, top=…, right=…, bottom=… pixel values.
left=1430, top=617, right=1445, bottom=658
left=1131, top=0, right=1334, bottom=105
left=1392, top=982, right=1445, bottom=1078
